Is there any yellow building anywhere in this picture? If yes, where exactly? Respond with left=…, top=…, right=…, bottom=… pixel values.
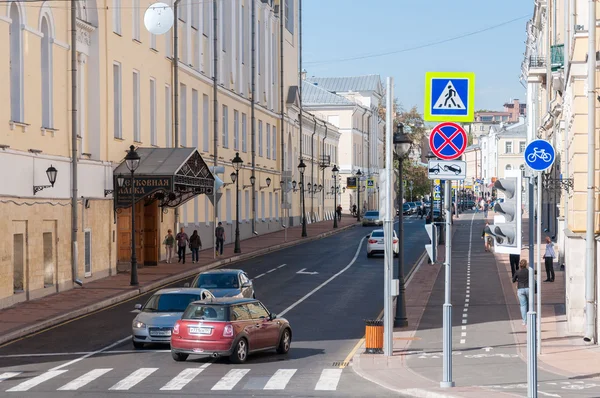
left=0, top=0, right=342, bottom=309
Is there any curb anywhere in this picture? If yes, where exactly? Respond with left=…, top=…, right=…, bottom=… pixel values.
left=0, top=222, right=358, bottom=346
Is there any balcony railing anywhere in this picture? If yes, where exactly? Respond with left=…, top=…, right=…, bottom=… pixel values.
left=529, top=56, right=546, bottom=68
left=551, top=44, right=564, bottom=71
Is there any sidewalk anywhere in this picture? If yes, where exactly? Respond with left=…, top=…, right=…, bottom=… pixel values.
left=0, top=215, right=358, bottom=346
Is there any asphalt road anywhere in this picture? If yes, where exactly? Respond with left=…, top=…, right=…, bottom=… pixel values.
left=406, top=211, right=600, bottom=398
left=0, top=215, right=427, bottom=397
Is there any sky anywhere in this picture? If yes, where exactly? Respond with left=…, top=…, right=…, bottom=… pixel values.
left=303, top=0, right=533, bottom=113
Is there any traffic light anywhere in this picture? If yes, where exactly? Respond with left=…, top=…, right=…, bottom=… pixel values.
left=485, top=169, right=522, bottom=254
left=425, top=223, right=437, bottom=263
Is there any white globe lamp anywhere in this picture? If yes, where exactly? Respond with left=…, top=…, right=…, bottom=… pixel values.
left=144, top=2, right=174, bottom=35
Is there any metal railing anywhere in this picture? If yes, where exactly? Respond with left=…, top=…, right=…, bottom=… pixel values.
left=529, top=56, right=546, bottom=68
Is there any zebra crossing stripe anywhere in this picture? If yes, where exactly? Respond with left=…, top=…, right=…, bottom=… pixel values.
left=315, top=368, right=343, bottom=391
left=160, top=366, right=210, bottom=391
left=6, top=370, right=68, bottom=392
left=211, top=369, right=250, bottom=390
left=58, top=368, right=113, bottom=391
left=108, top=368, right=158, bottom=391
left=263, top=369, right=297, bottom=390
left=0, top=373, right=21, bottom=384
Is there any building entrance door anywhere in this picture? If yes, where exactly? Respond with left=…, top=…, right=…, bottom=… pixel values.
left=143, top=202, right=159, bottom=265
left=117, top=202, right=144, bottom=266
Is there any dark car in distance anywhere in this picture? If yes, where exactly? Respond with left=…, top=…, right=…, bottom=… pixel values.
left=170, top=298, right=292, bottom=363
left=185, top=269, right=255, bottom=299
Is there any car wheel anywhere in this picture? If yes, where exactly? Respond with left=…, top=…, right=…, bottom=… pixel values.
left=132, top=340, right=144, bottom=350
left=230, top=338, right=248, bottom=364
left=276, top=329, right=292, bottom=354
left=171, top=352, right=188, bottom=362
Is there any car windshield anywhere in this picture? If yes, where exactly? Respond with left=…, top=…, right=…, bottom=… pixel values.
left=403, top=204, right=409, bottom=208
left=364, top=211, right=379, bottom=217
left=182, top=304, right=228, bottom=321
left=142, top=293, right=201, bottom=313
left=197, top=273, right=239, bottom=289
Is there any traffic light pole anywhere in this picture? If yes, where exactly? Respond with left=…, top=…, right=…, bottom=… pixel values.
left=527, top=174, right=538, bottom=398
left=441, top=180, right=454, bottom=388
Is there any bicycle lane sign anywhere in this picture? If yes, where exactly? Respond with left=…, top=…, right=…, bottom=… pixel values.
left=524, top=139, right=555, bottom=172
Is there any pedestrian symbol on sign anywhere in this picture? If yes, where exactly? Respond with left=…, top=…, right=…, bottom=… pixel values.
left=434, top=81, right=466, bottom=110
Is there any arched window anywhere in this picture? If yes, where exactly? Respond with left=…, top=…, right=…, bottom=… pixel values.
left=9, top=3, right=23, bottom=122
left=41, top=16, right=53, bottom=128
left=506, top=164, right=512, bottom=170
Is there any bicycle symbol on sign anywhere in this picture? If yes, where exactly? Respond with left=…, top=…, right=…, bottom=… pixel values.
left=527, top=148, right=552, bottom=163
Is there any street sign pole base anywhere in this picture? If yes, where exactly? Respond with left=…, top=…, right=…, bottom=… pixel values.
left=440, top=381, right=456, bottom=388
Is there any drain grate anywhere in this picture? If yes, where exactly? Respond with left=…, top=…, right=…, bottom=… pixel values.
left=332, top=361, right=350, bottom=367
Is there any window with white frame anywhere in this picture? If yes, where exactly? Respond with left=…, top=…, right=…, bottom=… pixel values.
left=261, top=192, right=265, bottom=220
left=192, top=0, right=199, bottom=29
left=275, top=192, right=279, bottom=219
left=266, top=124, right=271, bottom=159
left=180, top=0, right=187, bottom=21
left=269, top=192, right=273, bottom=220
left=220, top=0, right=226, bottom=52
left=150, top=33, right=156, bottom=49
left=40, top=15, right=53, bottom=128
left=132, top=0, right=140, bottom=40
left=241, top=5, right=246, bottom=63
left=285, top=0, right=294, bottom=33
left=202, top=0, right=210, bottom=36
left=506, top=164, right=512, bottom=170
left=192, top=89, right=199, bottom=148
left=222, top=105, right=229, bottom=148
left=113, top=0, right=121, bottom=34
left=244, top=190, right=249, bottom=221
left=150, top=78, right=157, bottom=145
left=258, top=121, right=263, bottom=156
left=234, top=110, right=239, bottom=150
left=133, top=70, right=140, bottom=142
left=84, top=229, right=92, bottom=276
left=165, top=84, right=172, bottom=147
left=226, top=189, right=232, bottom=223
left=9, top=4, right=23, bottom=123
left=242, top=113, right=248, bottom=152
left=180, top=84, right=187, bottom=146
left=519, top=141, right=526, bottom=153
left=203, top=94, right=209, bottom=151
left=505, top=141, right=512, bottom=154
left=113, top=63, right=122, bottom=139
left=272, top=127, right=277, bottom=160
left=257, top=21, right=261, bottom=75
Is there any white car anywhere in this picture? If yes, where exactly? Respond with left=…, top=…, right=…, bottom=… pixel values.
left=366, top=229, right=399, bottom=258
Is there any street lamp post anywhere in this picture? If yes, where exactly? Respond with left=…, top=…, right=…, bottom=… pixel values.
left=124, top=145, right=141, bottom=286
left=394, top=123, right=412, bottom=327
left=231, top=152, right=243, bottom=253
left=332, top=165, right=339, bottom=228
left=356, top=169, right=362, bottom=221
left=298, top=160, right=307, bottom=237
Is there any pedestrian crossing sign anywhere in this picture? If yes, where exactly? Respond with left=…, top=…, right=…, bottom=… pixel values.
left=424, top=72, right=475, bottom=123
left=434, top=192, right=441, bottom=200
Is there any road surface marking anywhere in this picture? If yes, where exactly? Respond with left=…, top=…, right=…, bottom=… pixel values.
left=465, top=298, right=469, bottom=303
left=109, top=368, right=158, bottom=390
left=466, top=294, right=470, bottom=298
left=50, top=335, right=131, bottom=371
left=267, top=268, right=277, bottom=273
left=461, top=332, right=466, bottom=337
left=464, top=303, right=469, bottom=308
left=253, top=273, right=266, bottom=279
left=279, top=236, right=367, bottom=317
left=6, top=370, right=68, bottom=392
left=212, top=369, right=250, bottom=390
left=263, top=369, right=297, bottom=390
left=460, top=339, right=466, bottom=344
left=277, top=264, right=287, bottom=268
left=462, top=314, right=468, bottom=318
left=0, top=373, right=20, bottom=384
left=538, top=392, right=561, bottom=397
left=58, top=368, right=113, bottom=391
left=463, top=308, right=468, bottom=312
left=462, top=320, right=467, bottom=324
left=160, top=365, right=210, bottom=391
left=462, top=326, right=467, bottom=330
left=466, top=289, right=470, bottom=294
left=315, top=369, right=343, bottom=391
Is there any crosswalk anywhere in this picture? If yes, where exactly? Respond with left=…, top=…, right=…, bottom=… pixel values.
left=0, top=365, right=345, bottom=393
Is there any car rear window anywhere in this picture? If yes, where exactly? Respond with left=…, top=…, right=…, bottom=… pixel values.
left=365, top=211, right=379, bottom=217
left=196, top=273, right=239, bottom=289
left=182, top=304, right=229, bottom=321
left=143, top=293, right=201, bottom=313
left=371, top=231, right=384, bottom=237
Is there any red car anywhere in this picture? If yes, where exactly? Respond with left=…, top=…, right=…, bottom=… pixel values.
left=171, top=298, right=292, bottom=363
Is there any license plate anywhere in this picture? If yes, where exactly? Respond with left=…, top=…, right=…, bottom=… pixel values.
left=189, top=327, right=212, bottom=335
left=149, top=330, right=171, bottom=337
left=193, top=348, right=205, bottom=353
left=378, top=240, right=383, bottom=243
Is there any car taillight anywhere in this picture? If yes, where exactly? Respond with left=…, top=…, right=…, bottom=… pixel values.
left=173, top=322, right=180, bottom=335
left=223, top=324, right=234, bottom=337
left=368, top=239, right=377, bottom=244
left=393, top=239, right=398, bottom=244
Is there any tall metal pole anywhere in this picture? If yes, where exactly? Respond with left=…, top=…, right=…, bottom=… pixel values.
left=333, top=182, right=338, bottom=228
left=212, top=0, right=219, bottom=259
left=301, top=171, right=307, bottom=236
left=299, top=0, right=306, bottom=236
left=395, top=152, right=407, bottom=327
left=584, top=0, right=597, bottom=344
left=173, top=0, right=181, bottom=239
left=357, top=181, right=361, bottom=221
left=130, top=170, right=138, bottom=285
left=70, top=0, right=81, bottom=286
left=537, top=171, right=542, bottom=353
left=527, top=174, right=538, bottom=398
left=251, top=0, right=257, bottom=235
left=234, top=171, right=241, bottom=253
left=441, top=180, right=454, bottom=388
left=279, top=0, right=286, bottom=242
left=383, top=77, right=394, bottom=356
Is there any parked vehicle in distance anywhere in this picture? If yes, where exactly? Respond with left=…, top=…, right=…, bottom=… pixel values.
left=407, top=202, right=417, bottom=214
left=185, top=269, right=255, bottom=299
left=402, top=203, right=411, bottom=215
left=366, top=229, right=399, bottom=258
left=362, top=210, right=382, bottom=226
left=170, top=298, right=292, bottom=363
left=131, top=288, right=215, bottom=349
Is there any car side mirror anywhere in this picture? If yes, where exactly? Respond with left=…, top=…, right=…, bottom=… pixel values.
left=366, top=235, right=370, bottom=238
left=183, top=282, right=190, bottom=288
left=134, top=304, right=142, bottom=310
left=242, top=282, right=252, bottom=288
left=269, top=313, right=277, bottom=320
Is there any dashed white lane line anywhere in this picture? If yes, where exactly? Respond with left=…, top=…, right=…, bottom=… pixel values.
left=460, top=212, right=476, bottom=346
left=277, top=264, right=287, bottom=269
left=253, top=273, right=266, bottom=279
left=267, top=268, right=277, bottom=273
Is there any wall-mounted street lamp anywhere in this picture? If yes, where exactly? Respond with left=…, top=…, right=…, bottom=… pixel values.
left=259, top=177, right=272, bottom=191
left=291, top=180, right=300, bottom=192
left=33, top=165, right=58, bottom=195
left=243, top=175, right=256, bottom=189
left=231, top=152, right=243, bottom=254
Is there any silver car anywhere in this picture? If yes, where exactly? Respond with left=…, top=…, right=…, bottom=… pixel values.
left=185, top=269, right=255, bottom=299
left=362, top=210, right=383, bottom=226
left=366, top=229, right=399, bottom=258
left=132, top=288, right=214, bottom=349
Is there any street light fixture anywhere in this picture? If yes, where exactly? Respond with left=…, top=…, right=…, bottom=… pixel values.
left=356, top=169, right=362, bottom=221
left=298, top=159, right=307, bottom=237
left=124, top=145, right=141, bottom=286
left=332, top=164, right=339, bottom=228
left=393, top=123, right=412, bottom=327
left=232, top=152, right=243, bottom=254
left=33, top=165, right=59, bottom=195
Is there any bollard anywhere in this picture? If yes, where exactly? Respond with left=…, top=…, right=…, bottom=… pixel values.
left=364, top=319, right=384, bottom=354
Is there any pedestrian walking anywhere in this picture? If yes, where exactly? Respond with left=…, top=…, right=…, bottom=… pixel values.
left=512, top=259, right=530, bottom=326
left=483, top=201, right=489, bottom=218
left=543, top=236, right=556, bottom=282
left=509, top=253, right=521, bottom=278
left=482, top=223, right=492, bottom=252
left=352, top=204, right=357, bottom=216
left=336, top=204, right=342, bottom=221
left=163, top=229, right=175, bottom=263
left=189, top=230, right=202, bottom=263
left=215, top=222, right=226, bottom=256
left=176, top=228, right=189, bottom=264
